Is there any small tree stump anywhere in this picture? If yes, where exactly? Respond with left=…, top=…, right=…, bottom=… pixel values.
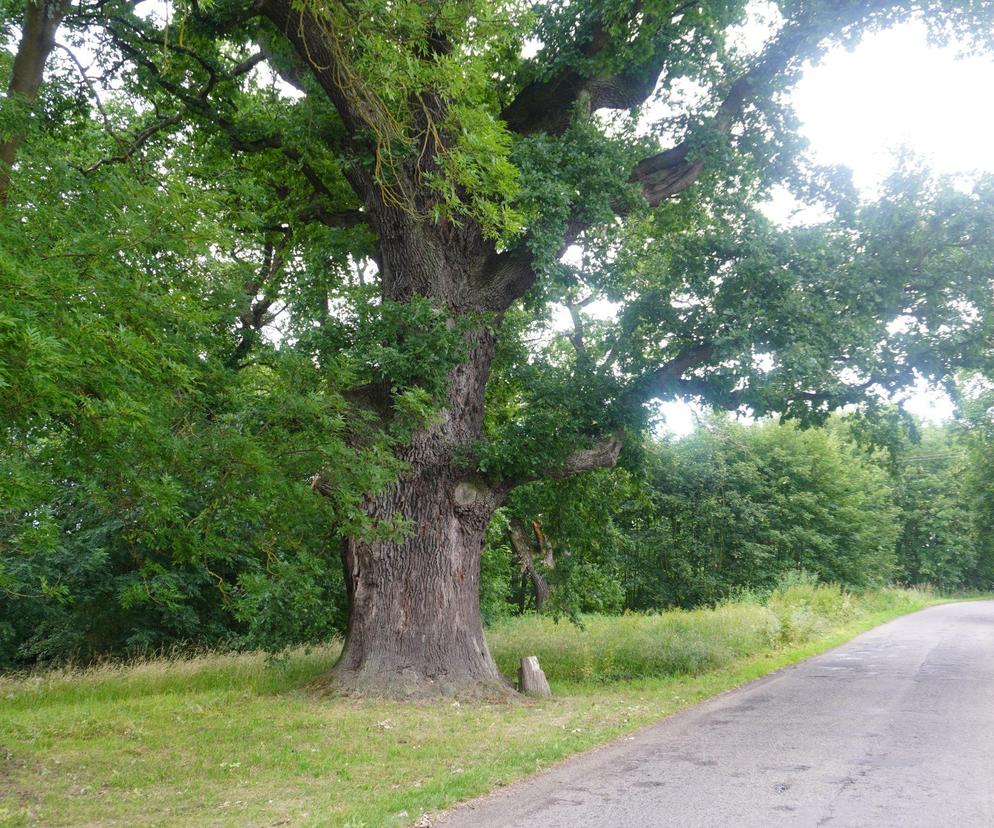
left=518, top=656, right=552, bottom=697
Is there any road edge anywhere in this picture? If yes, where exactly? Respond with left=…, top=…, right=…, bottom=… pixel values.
left=430, top=598, right=974, bottom=827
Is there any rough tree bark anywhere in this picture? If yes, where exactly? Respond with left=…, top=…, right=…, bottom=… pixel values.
left=0, top=0, right=69, bottom=205
left=331, top=328, right=511, bottom=697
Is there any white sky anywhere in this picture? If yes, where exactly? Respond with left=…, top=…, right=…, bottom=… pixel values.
left=794, top=20, right=994, bottom=194
left=657, top=19, right=994, bottom=436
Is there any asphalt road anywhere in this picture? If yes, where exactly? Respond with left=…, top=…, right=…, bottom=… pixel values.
left=440, top=601, right=994, bottom=827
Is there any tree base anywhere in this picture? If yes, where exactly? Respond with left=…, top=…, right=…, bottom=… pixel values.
left=309, top=663, right=517, bottom=702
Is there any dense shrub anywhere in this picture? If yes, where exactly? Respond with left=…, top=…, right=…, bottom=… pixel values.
left=490, top=417, right=903, bottom=618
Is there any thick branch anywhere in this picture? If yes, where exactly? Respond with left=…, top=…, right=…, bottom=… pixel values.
left=231, top=51, right=265, bottom=77
left=502, top=3, right=698, bottom=136
left=495, top=431, right=625, bottom=495
left=475, top=214, right=587, bottom=311
left=260, top=0, right=390, bottom=143
left=503, top=62, right=658, bottom=138
left=482, top=7, right=883, bottom=309
left=628, top=143, right=704, bottom=209
left=280, top=146, right=368, bottom=228
left=550, top=433, right=624, bottom=479
left=629, top=3, right=908, bottom=208
left=255, top=31, right=309, bottom=93
left=621, top=343, right=716, bottom=407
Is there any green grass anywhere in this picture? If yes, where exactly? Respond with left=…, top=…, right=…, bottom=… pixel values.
left=0, top=586, right=944, bottom=827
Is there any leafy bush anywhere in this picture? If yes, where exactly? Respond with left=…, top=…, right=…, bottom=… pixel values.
left=488, top=417, right=905, bottom=619
left=624, top=419, right=900, bottom=608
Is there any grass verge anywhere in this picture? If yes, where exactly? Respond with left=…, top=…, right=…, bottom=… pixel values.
left=0, top=586, right=949, bottom=827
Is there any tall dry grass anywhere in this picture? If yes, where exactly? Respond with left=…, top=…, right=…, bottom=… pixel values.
left=0, top=581, right=934, bottom=702
left=488, top=581, right=933, bottom=683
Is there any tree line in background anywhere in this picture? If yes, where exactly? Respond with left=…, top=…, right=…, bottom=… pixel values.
left=487, top=402, right=994, bottom=626
left=4, top=393, right=992, bottom=668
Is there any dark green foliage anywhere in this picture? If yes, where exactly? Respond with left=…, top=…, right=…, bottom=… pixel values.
left=891, top=427, right=980, bottom=590
left=623, top=419, right=900, bottom=607
left=961, top=388, right=994, bottom=589
left=486, top=417, right=902, bottom=617
left=505, top=471, right=632, bottom=618
left=0, top=100, right=405, bottom=668
left=479, top=513, right=516, bottom=624
left=482, top=401, right=994, bottom=621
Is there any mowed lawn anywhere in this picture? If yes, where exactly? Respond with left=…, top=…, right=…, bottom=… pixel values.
left=0, top=587, right=935, bottom=827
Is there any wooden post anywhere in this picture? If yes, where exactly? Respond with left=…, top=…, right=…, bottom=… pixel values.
left=518, top=656, right=552, bottom=697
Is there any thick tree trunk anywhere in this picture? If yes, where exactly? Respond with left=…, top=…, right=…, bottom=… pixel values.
left=333, top=473, right=505, bottom=697
left=331, top=327, right=510, bottom=697
left=0, top=0, right=69, bottom=206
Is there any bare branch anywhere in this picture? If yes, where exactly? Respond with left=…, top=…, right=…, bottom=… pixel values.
left=84, top=110, right=184, bottom=173
left=508, top=517, right=551, bottom=610
left=494, top=430, right=626, bottom=493
left=566, top=300, right=589, bottom=362
left=56, top=44, right=128, bottom=150
left=551, top=433, right=625, bottom=478
left=231, top=51, right=265, bottom=77
left=228, top=228, right=294, bottom=367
